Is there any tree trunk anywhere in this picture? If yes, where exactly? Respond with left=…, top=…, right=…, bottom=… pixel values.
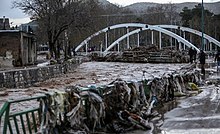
left=49, top=41, right=55, bottom=59
left=68, top=41, right=72, bottom=58
left=56, top=41, right=61, bottom=60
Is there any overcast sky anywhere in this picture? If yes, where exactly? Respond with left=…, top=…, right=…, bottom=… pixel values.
left=0, top=0, right=219, bottom=26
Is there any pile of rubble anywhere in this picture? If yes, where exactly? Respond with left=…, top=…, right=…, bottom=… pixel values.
left=38, top=69, right=201, bottom=134
left=91, top=46, right=189, bottom=63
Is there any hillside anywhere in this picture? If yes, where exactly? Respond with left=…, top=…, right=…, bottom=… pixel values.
left=124, top=2, right=220, bottom=14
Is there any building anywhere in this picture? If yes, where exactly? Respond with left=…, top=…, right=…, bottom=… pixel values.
left=0, top=17, right=37, bottom=67
left=0, top=18, right=37, bottom=67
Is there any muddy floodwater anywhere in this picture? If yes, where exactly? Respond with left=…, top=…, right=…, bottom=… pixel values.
left=1, top=61, right=220, bottom=133
left=0, top=62, right=185, bottom=106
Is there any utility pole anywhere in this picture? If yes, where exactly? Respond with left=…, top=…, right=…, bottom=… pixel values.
left=201, top=0, right=204, bottom=50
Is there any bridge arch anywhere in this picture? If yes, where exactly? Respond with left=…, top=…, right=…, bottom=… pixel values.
left=156, top=25, right=220, bottom=49
left=104, top=25, right=200, bottom=53
left=75, top=23, right=219, bottom=53
left=75, top=23, right=148, bottom=52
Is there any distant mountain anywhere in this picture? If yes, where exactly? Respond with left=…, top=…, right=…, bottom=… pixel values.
left=98, top=0, right=120, bottom=10
left=98, top=0, right=112, bottom=6
left=124, top=2, right=220, bottom=14
left=123, top=2, right=158, bottom=13
left=175, top=2, right=220, bottom=14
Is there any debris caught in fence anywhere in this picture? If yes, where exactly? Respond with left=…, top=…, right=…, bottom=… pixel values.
left=38, top=69, right=201, bottom=134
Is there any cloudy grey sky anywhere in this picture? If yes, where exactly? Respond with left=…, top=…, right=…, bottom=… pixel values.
left=0, top=0, right=219, bottom=26
left=0, top=0, right=30, bottom=26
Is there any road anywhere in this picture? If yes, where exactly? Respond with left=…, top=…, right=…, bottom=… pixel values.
left=161, top=83, right=220, bottom=134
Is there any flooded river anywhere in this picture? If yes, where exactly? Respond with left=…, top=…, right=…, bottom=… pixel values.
left=1, top=61, right=220, bottom=133
left=0, top=62, right=186, bottom=107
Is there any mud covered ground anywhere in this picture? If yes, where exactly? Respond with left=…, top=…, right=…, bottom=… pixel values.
left=1, top=61, right=220, bottom=133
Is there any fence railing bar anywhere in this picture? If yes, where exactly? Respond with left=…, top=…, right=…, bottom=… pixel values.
left=10, top=108, right=40, bottom=117
left=26, top=113, right=32, bottom=134
left=20, top=115, right=26, bottom=134
left=37, top=109, right=41, bottom=123
left=13, top=116, right=20, bottom=134
left=8, top=95, right=46, bottom=104
left=3, top=103, right=10, bottom=134
left=8, top=120, right=13, bottom=134
left=0, top=102, right=9, bottom=117
left=31, top=111, right=38, bottom=132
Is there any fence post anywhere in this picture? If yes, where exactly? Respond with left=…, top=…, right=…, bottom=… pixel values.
left=3, top=102, right=10, bottom=134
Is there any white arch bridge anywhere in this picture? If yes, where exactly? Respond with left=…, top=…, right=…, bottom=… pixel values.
left=75, top=23, right=220, bottom=55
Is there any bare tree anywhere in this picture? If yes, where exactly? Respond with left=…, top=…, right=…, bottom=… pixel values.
left=13, top=0, right=100, bottom=60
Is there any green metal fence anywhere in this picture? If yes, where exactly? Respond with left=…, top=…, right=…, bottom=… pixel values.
left=0, top=95, right=46, bottom=134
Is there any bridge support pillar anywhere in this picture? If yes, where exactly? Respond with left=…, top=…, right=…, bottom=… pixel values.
left=183, top=31, right=186, bottom=50
left=86, top=42, right=88, bottom=55
left=170, top=37, right=173, bottom=49
left=206, top=40, right=208, bottom=51
left=127, top=28, right=130, bottom=49
left=204, top=39, right=207, bottom=51
left=190, top=34, right=192, bottom=43
left=179, top=41, right=182, bottom=50
left=208, top=40, right=210, bottom=51
left=151, top=31, right=154, bottom=45
left=146, top=31, right=148, bottom=46
left=159, top=32, right=162, bottom=49
left=100, top=41, right=103, bottom=53
left=117, top=43, right=120, bottom=52
left=210, top=42, right=212, bottom=51
left=105, top=32, right=108, bottom=50
left=137, top=33, right=140, bottom=47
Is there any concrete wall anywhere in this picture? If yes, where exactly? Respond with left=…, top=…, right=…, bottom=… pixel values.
left=0, top=57, right=14, bottom=68
left=0, top=31, right=37, bottom=67
left=0, top=32, right=20, bottom=60
left=0, top=59, right=82, bottom=89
